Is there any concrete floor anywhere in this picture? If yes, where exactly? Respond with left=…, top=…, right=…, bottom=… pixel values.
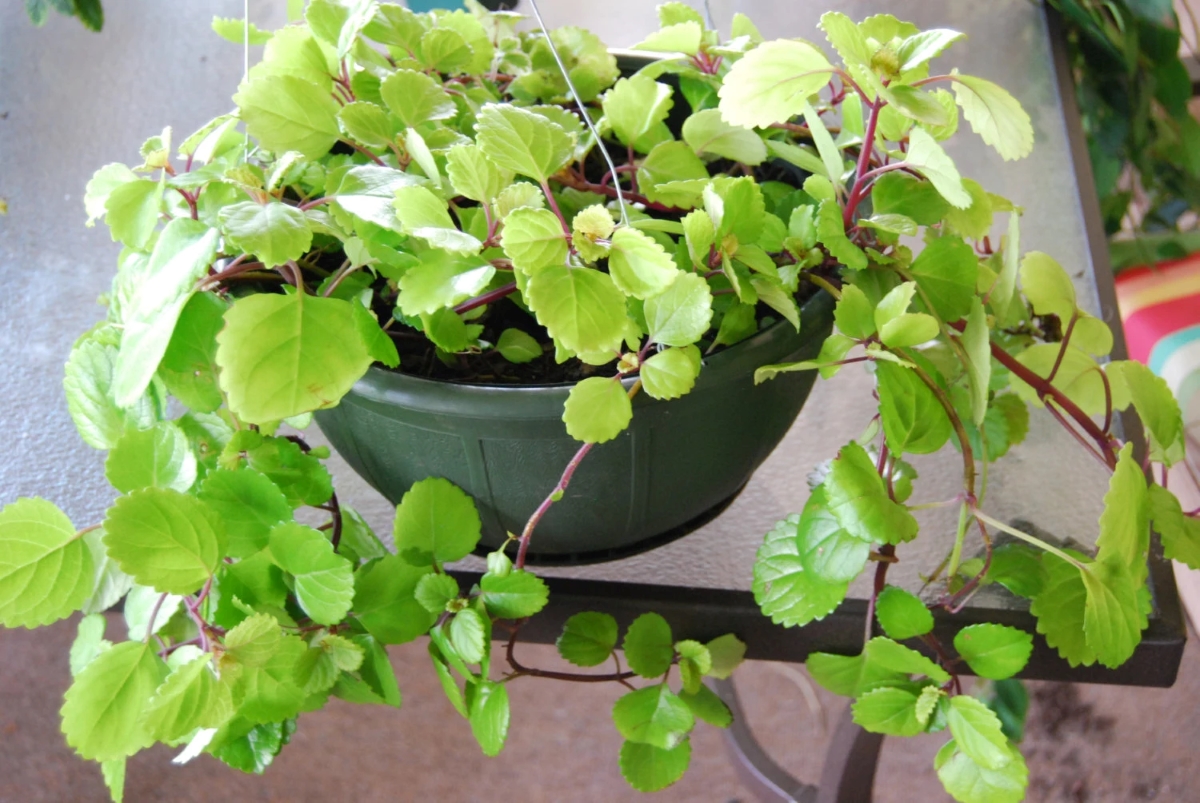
left=1, top=613, right=1197, bottom=802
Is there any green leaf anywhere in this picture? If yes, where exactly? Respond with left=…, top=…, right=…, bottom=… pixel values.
left=944, top=179, right=994, bottom=241
left=0, top=498, right=93, bottom=628
left=613, top=684, right=694, bottom=750
left=680, top=684, right=733, bottom=727
left=143, top=654, right=233, bottom=742
left=158, top=292, right=227, bottom=413
left=705, top=635, right=746, bottom=681
left=916, top=686, right=946, bottom=727
left=819, top=12, right=873, bottom=70
left=379, top=69, right=455, bottom=129
left=947, top=696, right=1013, bottom=770
left=619, top=739, right=691, bottom=793
left=105, top=423, right=197, bottom=494
left=953, top=624, right=1033, bottom=680
left=496, top=329, right=542, bottom=364
left=330, top=164, right=422, bottom=231
left=70, top=614, right=111, bottom=677
left=572, top=205, right=617, bottom=262
left=392, top=476, right=481, bottom=566
left=415, top=573, right=460, bottom=615
left=632, top=20, right=703, bottom=55
left=468, top=680, right=510, bottom=757
left=1030, top=552, right=1094, bottom=667
left=337, top=101, right=395, bottom=149
left=1148, top=485, right=1200, bottom=569
left=834, top=284, right=876, bottom=339
left=475, top=104, right=573, bottom=183
left=1095, top=443, right=1150, bottom=579
left=239, top=436, right=332, bottom=509
left=216, top=292, right=372, bottom=425
left=1082, top=559, right=1145, bottom=669
left=640, top=346, right=701, bottom=401
left=563, top=377, right=632, bottom=444
left=526, top=266, right=628, bottom=355
left=825, top=441, right=918, bottom=544
left=255, top=24, right=331, bottom=88
left=608, top=227, right=680, bottom=300
left=234, top=74, right=341, bottom=159
left=623, top=613, right=674, bottom=678
left=717, top=39, right=834, bottom=129
left=875, top=586, right=934, bottom=640
left=794, top=487, right=870, bottom=582
left=674, top=640, right=711, bottom=694
left=876, top=362, right=951, bottom=455
left=297, top=633, right=365, bottom=695
left=500, top=207, right=568, bottom=272
left=206, top=718, right=295, bottom=774
left=806, top=649, right=906, bottom=697
left=396, top=249, right=495, bottom=316
left=232, top=634, right=308, bottom=724
left=865, top=637, right=951, bottom=683
left=816, top=200, right=867, bottom=270
left=61, top=641, right=166, bottom=761
left=267, top=522, right=353, bottom=625
left=682, top=108, right=766, bottom=165
left=480, top=570, right=549, bottom=619
left=123, top=584, right=181, bottom=642
left=753, top=513, right=850, bottom=627
left=63, top=339, right=143, bottom=451
left=226, top=551, right=288, bottom=608
left=905, top=128, right=971, bottom=208
left=392, top=184, right=458, bottom=233
left=113, top=219, right=220, bottom=407
left=897, top=28, right=965, bottom=71
left=961, top=298, right=991, bottom=427
left=1018, top=251, right=1075, bottom=320
left=637, top=143, right=709, bottom=208
left=219, top=201, right=312, bottom=268
left=910, top=236, right=978, bottom=323
left=851, top=686, right=924, bottom=736
left=980, top=543, right=1045, bottom=599
left=952, top=73, right=1033, bottom=161
left=603, top=74, right=674, bottom=148
left=1107, top=361, right=1185, bottom=466
left=935, top=738, right=1029, bottom=803
left=450, top=608, right=487, bottom=665
left=224, top=612, right=282, bottom=668
left=871, top=172, right=951, bottom=226
left=353, top=554, right=436, bottom=644
left=880, top=312, right=939, bottom=348
left=101, top=759, right=125, bottom=802
left=986, top=679, right=1029, bottom=743
left=643, top=271, right=714, bottom=347
left=103, top=489, right=224, bottom=595
left=557, top=611, right=619, bottom=667
left=446, top=143, right=512, bottom=204
left=104, top=179, right=162, bottom=250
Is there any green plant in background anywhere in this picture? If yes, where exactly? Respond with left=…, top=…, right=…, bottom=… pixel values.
left=25, top=0, right=103, bottom=31
left=1048, top=0, right=1200, bottom=270
left=0, top=2, right=1196, bottom=801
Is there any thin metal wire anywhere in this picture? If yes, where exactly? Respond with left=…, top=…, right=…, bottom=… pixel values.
left=701, top=0, right=716, bottom=31
left=243, top=0, right=250, bottom=154
left=525, top=0, right=629, bottom=225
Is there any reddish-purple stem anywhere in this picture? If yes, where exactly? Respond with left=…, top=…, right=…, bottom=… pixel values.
left=516, top=441, right=596, bottom=569
left=454, top=281, right=518, bottom=315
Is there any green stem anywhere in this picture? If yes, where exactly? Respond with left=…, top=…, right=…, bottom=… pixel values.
left=947, top=501, right=971, bottom=579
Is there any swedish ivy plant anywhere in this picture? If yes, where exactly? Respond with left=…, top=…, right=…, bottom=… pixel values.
left=2, top=1, right=1194, bottom=801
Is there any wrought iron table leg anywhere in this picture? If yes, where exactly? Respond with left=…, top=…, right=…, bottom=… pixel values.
left=711, top=678, right=884, bottom=803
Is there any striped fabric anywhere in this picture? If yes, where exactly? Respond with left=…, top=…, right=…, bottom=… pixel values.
left=1114, top=252, right=1200, bottom=408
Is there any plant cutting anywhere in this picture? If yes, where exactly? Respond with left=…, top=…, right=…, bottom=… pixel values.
left=0, top=3, right=1194, bottom=802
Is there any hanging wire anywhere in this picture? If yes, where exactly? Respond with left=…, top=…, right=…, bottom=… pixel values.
left=525, top=0, right=629, bottom=225
left=243, top=0, right=250, bottom=154
left=701, top=0, right=715, bottom=31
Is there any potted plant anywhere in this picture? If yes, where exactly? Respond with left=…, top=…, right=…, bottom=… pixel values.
left=0, top=2, right=1194, bottom=802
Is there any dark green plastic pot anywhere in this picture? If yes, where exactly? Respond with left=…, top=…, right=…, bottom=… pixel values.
left=316, top=291, right=834, bottom=562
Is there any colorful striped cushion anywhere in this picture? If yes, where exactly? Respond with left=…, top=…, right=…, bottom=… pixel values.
left=1115, top=252, right=1200, bottom=408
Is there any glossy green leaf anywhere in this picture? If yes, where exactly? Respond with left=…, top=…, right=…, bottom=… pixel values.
left=865, top=637, right=950, bottom=683
left=268, top=522, right=353, bottom=625
left=158, top=291, right=227, bottom=413
left=216, top=292, right=372, bottom=425
left=480, top=570, right=550, bottom=619
left=64, top=339, right=145, bottom=451
left=500, top=207, right=568, bottom=272
left=1030, top=552, right=1094, bottom=667
left=224, top=612, right=283, bottom=668
left=852, top=686, right=924, bottom=736
left=103, top=489, right=224, bottom=595
left=557, top=612, right=619, bottom=667
left=952, top=73, right=1034, bottom=161
left=806, top=649, right=907, bottom=698
left=623, top=613, right=674, bottom=678
left=234, top=74, right=341, bottom=159
left=113, top=219, right=220, bottom=407
left=613, top=684, right=694, bottom=750
left=379, top=69, right=456, bottom=128
left=1148, top=484, right=1200, bottom=569
left=61, top=641, right=166, bottom=761
left=953, top=624, right=1033, bottom=680
left=70, top=614, right=111, bottom=677
left=446, top=143, right=512, bottom=204
left=496, top=329, right=542, bottom=364
left=608, top=227, right=680, bottom=300
left=330, top=164, right=422, bottom=232
left=1082, top=559, right=1145, bottom=669
left=104, top=179, right=162, bottom=250
left=450, top=608, right=486, bottom=665
left=753, top=513, right=850, bottom=627
left=682, top=108, right=766, bottom=164
left=935, top=737, right=1029, bottom=803
left=876, top=362, right=951, bottom=455
left=475, top=104, right=574, bottom=183
left=718, top=40, right=834, bottom=129
left=219, top=201, right=311, bottom=269
left=232, top=634, right=307, bottom=724
left=105, top=422, right=197, bottom=494
left=910, top=236, right=978, bottom=323
left=643, top=271, right=714, bottom=347
left=906, top=128, right=971, bottom=208
left=947, top=695, right=1012, bottom=770
left=396, top=249, right=495, bottom=316
left=123, top=584, right=181, bottom=642
left=961, top=297, right=991, bottom=426
left=603, top=74, right=674, bottom=148
left=825, top=442, right=918, bottom=544
left=640, top=346, right=701, bottom=401
left=337, top=101, right=394, bottom=149
left=1019, top=251, right=1075, bottom=321
left=871, top=172, right=951, bottom=226
left=619, top=739, right=691, bottom=793
left=795, top=487, right=870, bottom=583
left=414, top=573, right=460, bottom=615
left=143, top=654, right=233, bottom=742
left=1095, top=443, right=1150, bottom=578
left=816, top=200, right=867, bottom=270
left=1107, top=361, right=1185, bottom=466
left=392, top=476, right=481, bottom=566
left=875, top=586, right=934, bottom=640
left=563, top=377, right=632, bottom=444
left=526, top=265, right=627, bottom=355
left=0, top=498, right=93, bottom=628
left=632, top=20, right=702, bottom=55
left=468, top=680, right=510, bottom=757
left=353, top=554, right=436, bottom=644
